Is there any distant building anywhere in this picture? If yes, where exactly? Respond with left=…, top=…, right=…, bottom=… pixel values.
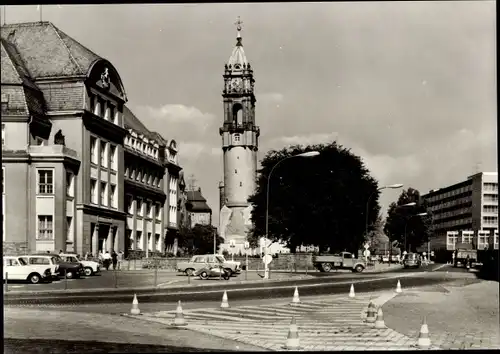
left=186, top=187, right=212, bottom=227
left=422, top=172, right=498, bottom=251
left=177, top=172, right=189, bottom=228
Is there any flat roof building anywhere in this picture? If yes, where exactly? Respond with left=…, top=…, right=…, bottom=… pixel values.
left=422, top=172, right=498, bottom=251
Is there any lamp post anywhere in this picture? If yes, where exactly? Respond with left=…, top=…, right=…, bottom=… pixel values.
left=244, top=241, right=250, bottom=280
left=264, top=151, right=320, bottom=279
left=365, top=184, right=403, bottom=241
left=404, top=212, right=428, bottom=252
left=213, top=227, right=217, bottom=255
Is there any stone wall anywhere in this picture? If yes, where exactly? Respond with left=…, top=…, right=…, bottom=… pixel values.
left=128, top=253, right=315, bottom=271
left=3, top=242, right=29, bottom=256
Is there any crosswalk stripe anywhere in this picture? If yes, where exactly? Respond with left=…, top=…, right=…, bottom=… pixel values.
left=198, top=308, right=278, bottom=320
left=250, top=306, right=315, bottom=315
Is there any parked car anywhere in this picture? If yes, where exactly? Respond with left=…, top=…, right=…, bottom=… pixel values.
left=177, top=254, right=241, bottom=276
left=3, top=256, right=54, bottom=284
left=216, top=255, right=241, bottom=274
left=20, top=254, right=84, bottom=279
left=60, top=253, right=100, bottom=276
left=454, top=243, right=478, bottom=269
left=312, top=252, right=366, bottom=273
left=194, top=265, right=231, bottom=280
left=16, top=254, right=60, bottom=279
left=403, top=253, right=422, bottom=269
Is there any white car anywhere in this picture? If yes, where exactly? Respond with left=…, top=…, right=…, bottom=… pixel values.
left=60, top=253, right=100, bottom=276
left=218, top=255, right=241, bottom=274
left=3, top=256, right=54, bottom=284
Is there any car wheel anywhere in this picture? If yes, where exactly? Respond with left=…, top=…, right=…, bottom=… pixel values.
left=199, top=271, right=208, bottom=280
left=355, top=265, right=364, bottom=273
left=185, top=269, right=194, bottom=277
left=322, top=263, right=332, bottom=272
left=28, top=273, right=41, bottom=284
left=224, top=268, right=233, bottom=277
left=84, top=267, right=93, bottom=276
left=65, top=271, right=74, bottom=279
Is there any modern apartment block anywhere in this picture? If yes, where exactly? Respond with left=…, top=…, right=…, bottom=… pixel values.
left=1, top=21, right=181, bottom=257
left=422, top=172, right=498, bottom=251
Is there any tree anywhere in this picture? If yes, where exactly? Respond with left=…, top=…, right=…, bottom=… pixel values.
left=177, top=224, right=224, bottom=255
left=248, top=142, right=381, bottom=254
left=367, top=214, right=389, bottom=254
left=384, top=187, right=432, bottom=253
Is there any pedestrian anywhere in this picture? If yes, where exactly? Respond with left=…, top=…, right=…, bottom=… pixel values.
left=117, top=250, right=124, bottom=270
left=103, top=251, right=112, bottom=270
left=59, top=250, right=63, bottom=255
left=111, top=250, right=118, bottom=270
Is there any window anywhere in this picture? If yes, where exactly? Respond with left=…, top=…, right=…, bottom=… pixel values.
left=38, top=170, right=54, bottom=194
left=66, top=172, right=74, bottom=197
left=126, top=195, right=134, bottom=214
left=66, top=217, right=73, bottom=242
left=37, top=215, right=53, bottom=240
left=146, top=202, right=152, bottom=218
left=136, top=231, right=143, bottom=250
left=110, top=184, right=117, bottom=208
left=5, top=258, right=20, bottom=266
left=235, top=169, right=237, bottom=174
left=90, top=136, right=98, bottom=164
left=1, top=124, right=4, bottom=146
left=446, top=232, right=458, bottom=249
left=1, top=94, right=8, bottom=113
left=240, top=181, right=243, bottom=187
left=137, top=199, right=143, bottom=216
left=100, top=182, right=107, bottom=206
left=100, top=141, right=108, bottom=167
left=29, top=257, right=50, bottom=265
left=155, top=203, right=161, bottom=219
left=147, top=232, right=152, bottom=251
left=234, top=134, right=240, bottom=142
left=109, top=145, right=117, bottom=171
left=90, top=179, right=97, bottom=204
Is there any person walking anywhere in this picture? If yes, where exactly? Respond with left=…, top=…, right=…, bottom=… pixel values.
left=103, top=251, right=112, bottom=270
left=117, top=250, right=124, bottom=270
left=111, top=250, right=118, bottom=271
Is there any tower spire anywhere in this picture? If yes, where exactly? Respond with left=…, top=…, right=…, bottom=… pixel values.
left=234, top=16, right=243, bottom=46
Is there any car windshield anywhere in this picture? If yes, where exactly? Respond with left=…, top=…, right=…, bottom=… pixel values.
left=216, top=256, right=225, bottom=263
left=18, top=258, right=27, bottom=265
left=52, top=256, right=62, bottom=264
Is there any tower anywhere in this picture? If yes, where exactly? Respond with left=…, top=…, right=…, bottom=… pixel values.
left=219, top=17, right=260, bottom=251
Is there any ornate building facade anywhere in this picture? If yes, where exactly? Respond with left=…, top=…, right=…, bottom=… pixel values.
left=219, top=18, right=259, bottom=253
left=1, top=21, right=181, bottom=257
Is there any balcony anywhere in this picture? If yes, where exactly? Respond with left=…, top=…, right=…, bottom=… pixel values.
left=28, top=145, right=79, bottom=159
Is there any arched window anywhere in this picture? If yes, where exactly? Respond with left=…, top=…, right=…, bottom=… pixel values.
left=232, top=104, right=243, bottom=126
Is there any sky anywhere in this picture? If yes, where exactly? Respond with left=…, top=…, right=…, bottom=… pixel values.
left=3, top=2, right=497, bottom=227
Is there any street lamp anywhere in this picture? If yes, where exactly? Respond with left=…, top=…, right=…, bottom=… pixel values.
left=365, top=184, right=404, bottom=241
left=404, top=212, right=428, bottom=252
left=264, top=151, right=320, bottom=279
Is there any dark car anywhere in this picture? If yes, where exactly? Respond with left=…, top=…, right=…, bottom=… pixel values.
left=403, top=253, right=422, bottom=269
left=24, top=254, right=84, bottom=279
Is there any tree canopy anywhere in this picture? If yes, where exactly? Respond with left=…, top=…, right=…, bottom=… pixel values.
left=248, top=142, right=381, bottom=254
left=384, top=187, right=432, bottom=253
left=177, top=224, right=224, bottom=255
left=367, top=213, right=389, bottom=254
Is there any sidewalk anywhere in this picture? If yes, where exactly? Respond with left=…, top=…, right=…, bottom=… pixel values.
left=383, top=280, right=500, bottom=349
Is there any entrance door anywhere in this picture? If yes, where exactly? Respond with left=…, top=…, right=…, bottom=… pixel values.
left=98, top=224, right=110, bottom=253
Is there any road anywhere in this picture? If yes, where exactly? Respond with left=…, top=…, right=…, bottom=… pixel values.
left=5, top=264, right=450, bottom=310
left=6, top=264, right=496, bottom=352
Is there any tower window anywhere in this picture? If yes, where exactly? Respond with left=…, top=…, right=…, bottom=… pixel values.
left=235, top=169, right=237, bottom=174
left=232, top=104, right=243, bottom=126
left=234, top=134, right=240, bottom=142
left=240, top=182, right=243, bottom=187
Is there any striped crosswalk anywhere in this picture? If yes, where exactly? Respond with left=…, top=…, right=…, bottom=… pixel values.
left=129, top=292, right=441, bottom=351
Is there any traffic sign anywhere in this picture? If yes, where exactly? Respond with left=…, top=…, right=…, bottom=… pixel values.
left=244, top=241, right=250, bottom=249
left=364, top=243, right=370, bottom=250
left=431, top=251, right=435, bottom=256
left=363, top=249, right=370, bottom=257
left=423, top=252, right=427, bottom=256
left=263, top=254, right=273, bottom=265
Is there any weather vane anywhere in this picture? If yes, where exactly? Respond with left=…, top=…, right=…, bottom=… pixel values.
left=234, top=16, right=243, bottom=32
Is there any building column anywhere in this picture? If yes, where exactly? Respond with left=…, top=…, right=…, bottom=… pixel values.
left=107, top=226, right=114, bottom=253
left=113, top=226, right=119, bottom=252
left=91, top=223, right=99, bottom=256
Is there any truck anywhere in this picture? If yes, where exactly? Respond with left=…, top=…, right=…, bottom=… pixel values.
left=177, top=254, right=241, bottom=277
left=454, top=243, right=478, bottom=269
left=312, top=252, right=366, bottom=273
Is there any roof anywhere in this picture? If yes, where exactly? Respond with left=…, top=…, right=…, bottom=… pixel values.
left=1, top=39, right=46, bottom=116
left=187, top=189, right=212, bottom=212
left=227, top=30, right=248, bottom=68
left=1, top=21, right=100, bottom=78
left=123, top=106, right=154, bottom=139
